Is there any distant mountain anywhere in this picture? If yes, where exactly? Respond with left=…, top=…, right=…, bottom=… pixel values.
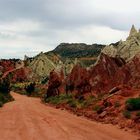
left=45, top=43, right=105, bottom=68
left=49, top=43, right=105, bottom=59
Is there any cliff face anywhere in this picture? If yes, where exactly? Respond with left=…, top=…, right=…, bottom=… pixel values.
left=46, top=70, right=65, bottom=97
left=66, top=64, right=91, bottom=95
left=89, top=53, right=125, bottom=93
left=115, top=53, right=140, bottom=88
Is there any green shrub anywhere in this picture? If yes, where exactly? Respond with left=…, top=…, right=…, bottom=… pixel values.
left=80, top=96, right=95, bottom=108
left=123, top=110, right=131, bottom=119
left=25, top=83, right=35, bottom=96
left=45, top=94, right=74, bottom=106
left=0, top=78, right=10, bottom=94
left=126, top=98, right=140, bottom=111
left=67, top=99, right=77, bottom=108
left=46, top=96, right=60, bottom=105
left=45, top=94, right=95, bottom=109
left=0, top=78, right=13, bottom=106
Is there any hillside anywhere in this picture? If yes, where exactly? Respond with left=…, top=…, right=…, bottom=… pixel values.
left=46, top=43, right=105, bottom=67
left=26, top=43, right=105, bottom=79
left=29, top=52, right=57, bottom=79
left=44, top=25, right=140, bottom=134
left=50, top=43, right=105, bottom=58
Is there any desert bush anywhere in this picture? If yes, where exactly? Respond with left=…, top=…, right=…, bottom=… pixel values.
left=25, top=82, right=35, bottom=96
left=46, top=96, right=60, bottom=105
left=126, top=98, right=140, bottom=111
left=45, top=94, right=73, bottom=105
left=45, top=93, right=95, bottom=109
left=0, top=78, right=10, bottom=94
left=67, top=99, right=77, bottom=108
left=123, top=110, right=131, bottom=119
left=0, top=78, right=14, bottom=106
left=80, top=96, right=95, bottom=108
left=45, top=93, right=79, bottom=108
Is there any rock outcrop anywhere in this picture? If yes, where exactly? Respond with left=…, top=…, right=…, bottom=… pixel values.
left=102, top=25, right=140, bottom=61
left=115, top=53, right=140, bottom=88
left=101, top=45, right=117, bottom=57
left=11, top=68, right=30, bottom=83
left=46, top=70, right=65, bottom=97
left=29, top=52, right=56, bottom=79
left=127, top=25, right=138, bottom=39
left=89, top=53, right=125, bottom=93
left=66, top=64, right=91, bottom=95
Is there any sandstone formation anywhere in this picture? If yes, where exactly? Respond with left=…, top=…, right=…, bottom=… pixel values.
left=46, top=70, right=65, bottom=97
left=66, top=64, right=91, bottom=96
left=115, top=53, right=140, bottom=88
left=102, top=25, right=140, bottom=61
left=29, top=52, right=56, bottom=79
left=101, top=45, right=117, bottom=57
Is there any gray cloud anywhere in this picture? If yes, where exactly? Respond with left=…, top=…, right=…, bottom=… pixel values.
left=0, top=0, right=140, bottom=58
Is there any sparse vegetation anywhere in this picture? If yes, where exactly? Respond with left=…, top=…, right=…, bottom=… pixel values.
left=45, top=94, right=73, bottom=105
left=0, top=78, right=14, bottom=107
left=81, top=96, right=95, bottom=108
left=0, top=78, right=10, bottom=93
left=45, top=93, right=95, bottom=109
left=126, top=97, right=140, bottom=111
left=93, top=105, right=103, bottom=114
left=11, top=83, right=26, bottom=94
left=25, top=82, right=36, bottom=96
left=52, top=43, right=105, bottom=59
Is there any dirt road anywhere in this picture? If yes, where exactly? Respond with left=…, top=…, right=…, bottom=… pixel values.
left=0, top=92, right=138, bottom=140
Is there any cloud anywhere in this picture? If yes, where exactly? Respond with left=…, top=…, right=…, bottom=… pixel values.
left=0, top=0, right=140, bottom=58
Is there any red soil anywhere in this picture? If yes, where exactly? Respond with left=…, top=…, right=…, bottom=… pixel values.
left=0, top=92, right=138, bottom=140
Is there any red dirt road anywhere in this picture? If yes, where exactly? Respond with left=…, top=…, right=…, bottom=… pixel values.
left=0, top=92, right=138, bottom=140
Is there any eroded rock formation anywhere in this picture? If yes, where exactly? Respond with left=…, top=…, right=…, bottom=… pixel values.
left=102, top=25, right=140, bottom=61
left=29, top=52, right=56, bottom=79
left=46, top=70, right=65, bottom=97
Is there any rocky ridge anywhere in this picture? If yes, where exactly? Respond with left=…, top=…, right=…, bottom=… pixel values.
left=102, top=25, right=140, bottom=61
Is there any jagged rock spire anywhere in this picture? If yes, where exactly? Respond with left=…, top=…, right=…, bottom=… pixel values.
left=129, top=25, right=137, bottom=37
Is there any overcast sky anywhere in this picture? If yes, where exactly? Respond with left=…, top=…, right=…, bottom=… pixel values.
left=0, top=0, right=140, bottom=59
